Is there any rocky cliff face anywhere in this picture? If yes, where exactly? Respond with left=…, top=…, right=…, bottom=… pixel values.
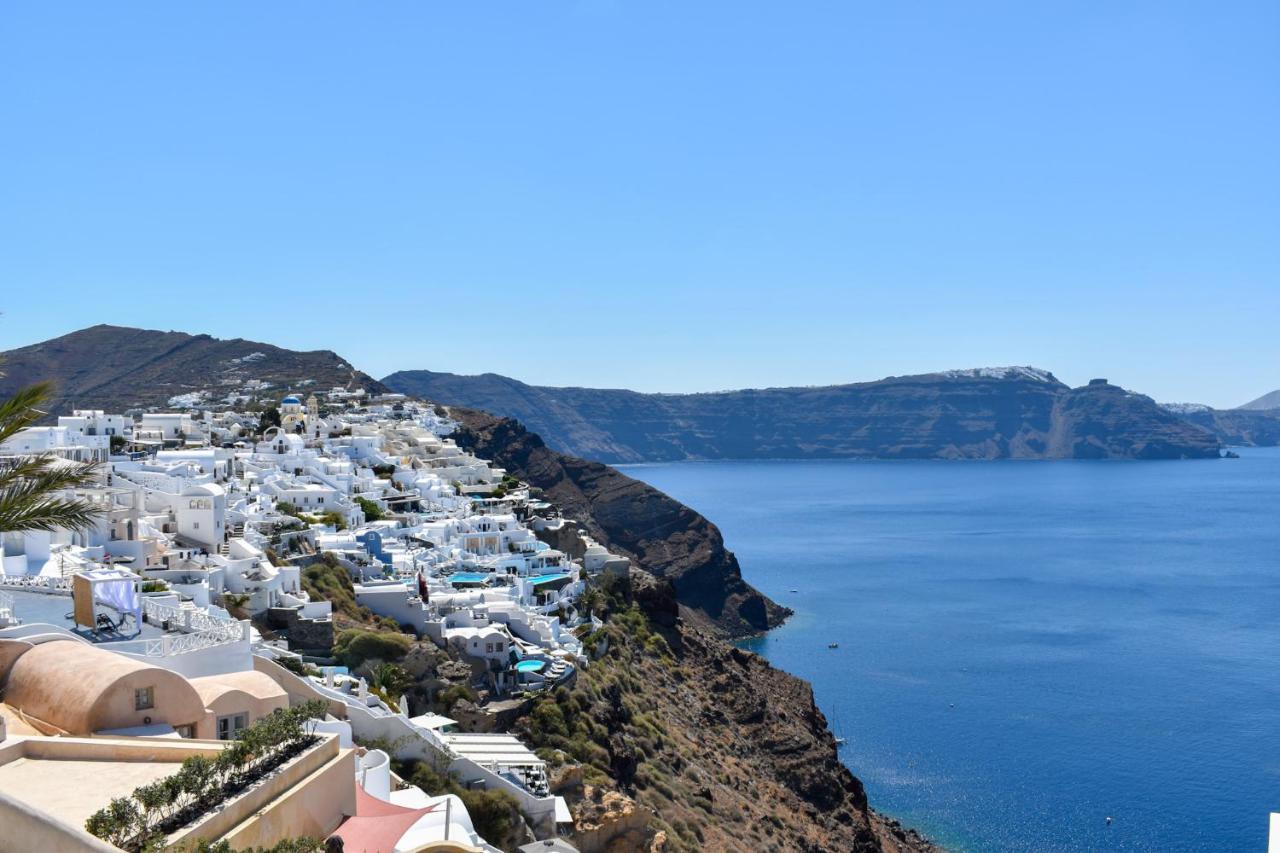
left=1164, top=405, right=1280, bottom=447
left=1044, top=380, right=1224, bottom=459
left=515, top=574, right=936, bottom=853
left=437, top=407, right=935, bottom=850
left=448, top=407, right=790, bottom=639
left=385, top=367, right=1221, bottom=462
left=0, top=325, right=387, bottom=416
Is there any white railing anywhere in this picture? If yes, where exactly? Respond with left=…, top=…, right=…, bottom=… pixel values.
left=188, top=608, right=240, bottom=633
left=141, top=598, right=183, bottom=625
left=141, top=624, right=244, bottom=657
left=0, top=574, right=72, bottom=594
left=141, top=598, right=241, bottom=635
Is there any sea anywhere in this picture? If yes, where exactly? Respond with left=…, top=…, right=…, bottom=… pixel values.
left=620, top=448, right=1280, bottom=853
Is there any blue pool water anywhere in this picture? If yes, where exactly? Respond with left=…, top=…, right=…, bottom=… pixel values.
left=622, top=449, right=1280, bottom=852
left=527, top=572, right=571, bottom=585
left=449, top=572, right=491, bottom=585
left=516, top=659, right=546, bottom=673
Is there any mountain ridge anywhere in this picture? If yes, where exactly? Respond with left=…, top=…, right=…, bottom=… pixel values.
left=0, top=324, right=388, bottom=416
left=383, top=368, right=1223, bottom=462
left=1237, top=389, right=1280, bottom=411
left=0, top=326, right=1236, bottom=459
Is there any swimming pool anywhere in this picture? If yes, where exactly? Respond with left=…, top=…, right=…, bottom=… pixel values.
left=526, top=572, right=570, bottom=585
left=449, top=572, right=491, bottom=585
left=515, top=659, right=546, bottom=674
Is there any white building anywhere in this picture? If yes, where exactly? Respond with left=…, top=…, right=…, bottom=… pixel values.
left=0, top=425, right=109, bottom=462
left=58, top=409, right=131, bottom=440
left=138, top=412, right=195, bottom=442
left=175, top=483, right=227, bottom=551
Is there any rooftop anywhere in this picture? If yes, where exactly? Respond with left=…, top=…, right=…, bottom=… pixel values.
left=0, top=736, right=207, bottom=830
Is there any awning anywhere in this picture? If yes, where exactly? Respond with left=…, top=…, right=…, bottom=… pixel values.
left=330, top=785, right=438, bottom=853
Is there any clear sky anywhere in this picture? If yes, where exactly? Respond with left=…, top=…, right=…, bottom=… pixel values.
left=2, top=2, right=1276, bottom=408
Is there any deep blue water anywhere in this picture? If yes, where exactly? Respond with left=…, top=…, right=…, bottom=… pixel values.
left=620, top=449, right=1280, bottom=853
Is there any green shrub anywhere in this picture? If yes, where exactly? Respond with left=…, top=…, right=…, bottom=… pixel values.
left=405, top=759, right=452, bottom=795
left=458, top=787, right=520, bottom=847
left=531, top=698, right=570, bottom=738
left=435, top=683, right=477, bottom=714
left=276, top=655, right=308, bottom=677
left=318, top=510, right=346, bottom=530
left=333, top=629, right=412, bottom=669
left=86, top=702, right=326, bottom=851
left=301, top=553, right=372, bottom=623
left=356, top=496, right=384, bottom=522
left=368, top=662, right=413, bottom=702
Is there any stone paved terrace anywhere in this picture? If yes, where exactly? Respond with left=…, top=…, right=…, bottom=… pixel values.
left=0, top=753, right=176, bottom=828
left=4, top=588, right=166, bottom=645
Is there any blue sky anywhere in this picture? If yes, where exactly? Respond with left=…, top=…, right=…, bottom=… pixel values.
left=2, top=2, right=1276, bottom=408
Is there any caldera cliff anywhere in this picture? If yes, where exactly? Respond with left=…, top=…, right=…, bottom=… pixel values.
left=385, top=367, right=1222, bottom=462
left=449, top=406, right=789, bottom=639
left=447, top=407, right=934, bottom=852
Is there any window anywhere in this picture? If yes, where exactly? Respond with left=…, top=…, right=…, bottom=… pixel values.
left=216, top=713, right=249, bottom=740
left=135, top=686, right=154, bottom=710
left=175, top=724, right=194, bottom=738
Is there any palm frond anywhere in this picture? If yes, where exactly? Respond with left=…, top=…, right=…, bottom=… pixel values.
left=0, top=455, right=101, bottom=494
left=0, top=494, right=102, bottom=534
left=0, top=454, right=58, bottom=490
left=0, top=380, right=105, bottom=534
left=0, top=381, right=54, bottom=446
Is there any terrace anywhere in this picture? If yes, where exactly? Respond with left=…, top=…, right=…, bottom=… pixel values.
left=0, top=585, right=251, bottom=675
left=0, top=587, right=165, bottom=646
left=0, top=725, right=353, bottom=852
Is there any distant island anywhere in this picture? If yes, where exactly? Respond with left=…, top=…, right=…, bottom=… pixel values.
left=383, top=367, right=1230, bottom=462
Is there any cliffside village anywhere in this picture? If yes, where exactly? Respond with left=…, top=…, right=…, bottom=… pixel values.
left=0, top=387, right=632, bottom=852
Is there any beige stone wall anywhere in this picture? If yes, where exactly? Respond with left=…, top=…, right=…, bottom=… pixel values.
left=219, top=746, right=356, bottom=849
left=168, top=735, right=355, bottom=850
left=252, top=654, right=349, bottom=718
left=0, top=736, right=224, bottom=852
left=0, top=788, right=118, bottom=853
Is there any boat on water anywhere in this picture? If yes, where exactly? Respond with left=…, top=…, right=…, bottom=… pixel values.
left=828, top=642, right=839, bottom=649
